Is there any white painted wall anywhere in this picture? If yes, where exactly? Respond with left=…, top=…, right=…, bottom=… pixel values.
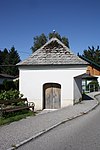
left=74, top=76, right=82, bottom=103
left=19, top=66, right=86, bottom=110
left=98, top=76, right=100, bottom=86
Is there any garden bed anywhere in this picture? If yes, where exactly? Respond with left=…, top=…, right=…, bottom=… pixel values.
left=0, top=110, right=35, bottom=126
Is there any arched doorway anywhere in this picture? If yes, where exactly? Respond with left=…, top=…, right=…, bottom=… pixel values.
left=43, top=83, right=61, bottom=109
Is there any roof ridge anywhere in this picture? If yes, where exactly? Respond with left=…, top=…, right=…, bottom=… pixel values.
left=17, top=38, right=88, bottom=66
left=31, top=37, right=72, bottom=55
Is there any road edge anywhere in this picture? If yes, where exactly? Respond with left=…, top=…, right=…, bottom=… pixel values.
left=7, top=94, right=99, bottom=150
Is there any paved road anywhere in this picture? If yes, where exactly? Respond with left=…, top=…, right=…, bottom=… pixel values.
left=1, top=94, right=98, bottom=150
left=18, top=104, right=100, bottom=150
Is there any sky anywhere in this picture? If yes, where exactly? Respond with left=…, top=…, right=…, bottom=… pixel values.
left=0, top=0, right=100, bottom=60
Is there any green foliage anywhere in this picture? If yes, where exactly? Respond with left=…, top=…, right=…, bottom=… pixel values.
left=31, top=32, right=70, bottom=52
left=61, top=37, right=69, bottom=48
left=0, top=79, right=19, bottom=91
left=0, top=90, right=23, bottom=101
left=0, top=111, right=35, bottom=125
left=0, top=84, right=4, bottom=91
left=3, top=80, right=16, bottom=91
left=0, top=46, right=21, bottom=76
left=88, top=80, right=99, bottom=92
left=0, top=48, right=8, bottom=65
left=49, top=32, right=70, bottom=48
left=2, top=109, right=29, bottom=118
left=0, top=80, right=19, bottom=92
left=31, top=33, right=47, bottom=52
left=82, top=46, right=100, bottom=65
left=0, top=48, right=9, bottom=73
left=49, top=32, right=62, bottom=40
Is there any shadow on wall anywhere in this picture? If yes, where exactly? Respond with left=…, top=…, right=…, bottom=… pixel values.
left=82, top=94, right=94, bottom=101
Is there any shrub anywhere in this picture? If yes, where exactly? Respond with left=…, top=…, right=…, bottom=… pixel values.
left=88, top=80, right=99, bottom=92
left=0, top=89, right=23, bottom=101
left=3, top=80, right=16, bottom=91
left=0, top=79, right=19, bottom=92
left=0, top=84, right=4, bottom=91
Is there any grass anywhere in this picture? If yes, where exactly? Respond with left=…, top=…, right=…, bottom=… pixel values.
left=0, top=111, right=35, bottom=126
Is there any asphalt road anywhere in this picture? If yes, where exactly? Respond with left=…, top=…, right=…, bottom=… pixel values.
left=18, top=104, right=100, bottom=150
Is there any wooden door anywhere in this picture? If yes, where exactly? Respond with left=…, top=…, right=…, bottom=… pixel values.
left=44, top=83, right=61, bottom=109
left=53, top=87, right=61, bottom=109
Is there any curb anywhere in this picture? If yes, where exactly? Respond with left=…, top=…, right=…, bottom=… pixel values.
left=7, top=99, right=99, bottom=150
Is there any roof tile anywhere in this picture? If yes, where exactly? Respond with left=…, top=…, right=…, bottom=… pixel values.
left=17, top=38, right=88, bottom=66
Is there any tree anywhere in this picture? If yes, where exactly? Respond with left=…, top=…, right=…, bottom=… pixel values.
left=0, top=49, right=9, bottom=73
left=0, top=46, right=21, bottom=76
left=82, top=46, right=100, bottom=65
left=0, top=48, right=8, bottom=63
left=49, top=32, right=70, bottom=48
left=31, top=32, right=70, bottom=53
left=31, top=33, right=47, bottom=53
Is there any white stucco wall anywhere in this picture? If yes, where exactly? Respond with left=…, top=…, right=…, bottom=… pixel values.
left=74, top=76, right=82, bottom=103
left=97, top=76, right=100, bottom=86
left=19, top=65, right=87, bottom=110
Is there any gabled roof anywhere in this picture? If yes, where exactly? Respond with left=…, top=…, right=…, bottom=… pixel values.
left=75, top=73, right=98, bottom=79
left=17, top=37, right=88, bottom=66
left=82, top=73, right=98, bottom=79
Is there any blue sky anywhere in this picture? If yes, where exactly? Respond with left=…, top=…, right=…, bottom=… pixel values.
left=0, top=0, right=100, bottom=60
